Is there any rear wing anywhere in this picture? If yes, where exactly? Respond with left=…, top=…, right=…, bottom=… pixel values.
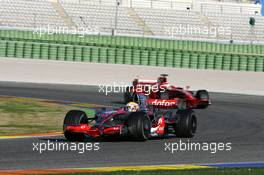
left=135, top=79, right=157, bottom=85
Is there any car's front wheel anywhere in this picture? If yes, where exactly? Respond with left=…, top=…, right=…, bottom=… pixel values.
left=63, top=110, right=88, bottom=142
left=128, top=112, right=151, bottom=141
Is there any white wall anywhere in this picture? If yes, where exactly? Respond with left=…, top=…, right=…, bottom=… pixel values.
left=0, top=57, right=263, bottom=96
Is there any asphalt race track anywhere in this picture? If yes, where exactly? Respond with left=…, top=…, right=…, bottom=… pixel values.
left=0, top=81, right=263, bottom=170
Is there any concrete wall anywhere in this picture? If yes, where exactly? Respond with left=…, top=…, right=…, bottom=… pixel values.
left=0, top=57, right=263, bottom=96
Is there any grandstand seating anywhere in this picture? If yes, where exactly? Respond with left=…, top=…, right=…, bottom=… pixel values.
left=60, top=1, right=142, bottom=35
left=200, top=2, right=260, bottom=14
left=205, top=13, right=264, bottom=42
left=134, top=8, right=205, bottom=39
left=0, top=0, right=65, bottom=28
left=199, top=0, right=253, bottom=3
left=0, top=0, right=262, bottom=43
left=129, top=0, right=193, bottom=10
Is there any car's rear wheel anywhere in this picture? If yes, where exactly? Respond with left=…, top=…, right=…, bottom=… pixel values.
left=128, top=112, right=151, bottom=141
left=196, top=90, right=210, bottom=109
left=63, top=110, right=88, bottom=142
left=174, top=110, right=197, bottom=138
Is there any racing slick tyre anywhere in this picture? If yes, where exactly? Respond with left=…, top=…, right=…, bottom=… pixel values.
left=174, top=110, right=197, bottom=138
left=128, top=112, right=151, bottom=141
left=196, top=90, right=210, bottom=109
left=63, top=110, right=88, bottom=142
left=124, top=87, right=134, bottom=103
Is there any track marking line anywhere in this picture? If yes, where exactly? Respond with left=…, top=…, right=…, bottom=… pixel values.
left=0, top=165, right=212, bottom=175
left=0, top=169, right=97, bottom=175
left=76, top=164, right=211, bottom=172
left=0, top=132, right=63, bottom=140
left=204, top=162, right=264, bottom=168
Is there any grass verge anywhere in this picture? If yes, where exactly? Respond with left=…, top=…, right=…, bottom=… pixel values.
left=0, top=96, right=95, bottom=136
left=35, top=168, right=264, bottom=175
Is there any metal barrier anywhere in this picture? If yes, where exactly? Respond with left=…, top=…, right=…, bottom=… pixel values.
left=0, top=40, right=263, bottom=72
left=1, top=30, right=264, bottom=55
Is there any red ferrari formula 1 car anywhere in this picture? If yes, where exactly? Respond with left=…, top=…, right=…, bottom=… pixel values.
left=124, top=74, right=211, bottom=110
left=63, top=76, right=210, bottom=141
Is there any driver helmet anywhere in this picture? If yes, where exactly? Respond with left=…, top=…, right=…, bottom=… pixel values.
left=125, top=102, right=140, bottom=112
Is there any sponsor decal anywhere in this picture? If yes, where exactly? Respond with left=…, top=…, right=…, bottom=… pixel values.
left=151, top=99, right=176, bottom=106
